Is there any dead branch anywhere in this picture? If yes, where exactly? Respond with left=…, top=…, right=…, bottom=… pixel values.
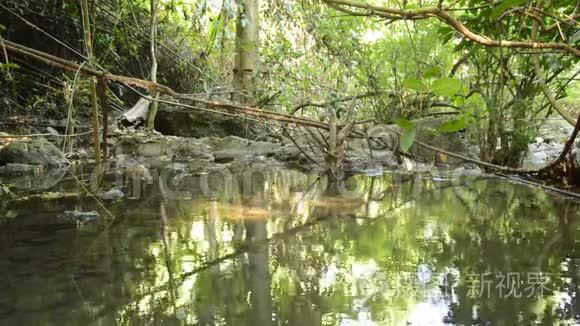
left=282, top=128, right=321, bottom=166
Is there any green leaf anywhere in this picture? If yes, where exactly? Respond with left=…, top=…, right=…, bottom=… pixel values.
left=430, top=77, right=462, bottom=97
left=402, top=78, right=423, bottom=91
left=423, top=66, right=441, bottom=79
left=0, top=63, right=19, bottom=70
left=400, top=129, right=416, bottom=153
left=438, top=118, right=467, bottom=133
left=490, top=0, right=529, bottom=20
left=395, top=118, right=413, bottom=132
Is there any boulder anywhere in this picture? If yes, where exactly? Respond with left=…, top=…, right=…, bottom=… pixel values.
left=202, top=136, right=279, bottom=162
left=376, top=117, right=475, bottom=166
left=102, top=188, right=124, bottom=200
left=0, top=136, right=68, bottom=167
left=113, top=130, right=214, bottom=162
left=0, top=165, right=66, bottom=190
left=62, top=210, right=99, bottom=224
left=154, top=96, right=263, bottom=138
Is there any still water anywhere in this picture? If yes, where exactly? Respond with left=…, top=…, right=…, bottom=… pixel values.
left=1, top=166, right=579, bottom=325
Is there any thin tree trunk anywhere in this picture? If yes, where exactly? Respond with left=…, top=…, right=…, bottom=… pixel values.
left=146, top=0, right=159, bottom=129
left=97, top=77, right=108, bottom=161
left=233, top=0, right=259, bottom=104
left=80, top=0, right=100, bottom=165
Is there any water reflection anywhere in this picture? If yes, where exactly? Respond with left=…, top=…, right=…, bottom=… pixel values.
left=0, top=167, right=579, bottom=325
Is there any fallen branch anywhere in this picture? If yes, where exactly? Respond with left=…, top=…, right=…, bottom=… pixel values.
left=3, top=40, right=175, bottom=95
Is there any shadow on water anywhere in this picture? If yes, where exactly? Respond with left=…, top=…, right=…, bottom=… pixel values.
left=1, top=165, right=580, bottom=325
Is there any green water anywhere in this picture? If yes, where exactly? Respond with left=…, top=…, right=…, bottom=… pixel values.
left=1, top=167, right=579, bottom=325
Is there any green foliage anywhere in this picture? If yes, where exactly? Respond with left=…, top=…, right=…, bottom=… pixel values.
left=490, top=0, right=530, bottom=20
left=399, top=129, right=416, bottom=153
left=438, top=117, right=466, bottom=133
left=395, top=118, right=414, bottom=132
left=430, top=77, right=462, bottom=97
left=0, top=63, right=20, bottom=70
left=402, top=78, right=424, bottom=92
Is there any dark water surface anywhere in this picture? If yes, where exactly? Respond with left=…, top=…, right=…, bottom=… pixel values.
left=1, top=166, right=580, bottom=325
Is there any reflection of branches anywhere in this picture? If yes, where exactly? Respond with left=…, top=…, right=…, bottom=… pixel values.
left=180, top=215, right=334, bottom=280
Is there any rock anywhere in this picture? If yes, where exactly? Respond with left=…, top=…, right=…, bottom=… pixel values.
left=535, top=137, right=544, bottom=144
left=0, top=163, right=43, bottom=176
left=113, top=130, right=214, bottom=162
left=523, top=141, right=563, bottom=169
left=452, top=164, right=482, bottom=177
left=375, top=117, right=475, bottom=167
left=154, top=95, right=263, bottom=138
left=65, top=149, right=89, bottom=160
left=102, top=188, right=124, bottom=200
left=0, top=164, right=66, bottom=190
left=62, top=210, right=99, bottom=223
left=412, top=118, right=475, bottom=166
left=0, top=136, right=68, bottom=167
left=203, top=136, right=279, bottom=162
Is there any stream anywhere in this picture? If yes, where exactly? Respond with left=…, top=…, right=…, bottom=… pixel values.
left=0, top=165, right=579, bottom=325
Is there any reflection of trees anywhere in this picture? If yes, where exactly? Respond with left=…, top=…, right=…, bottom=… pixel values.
left=112, top=173, right=580, bottom=325
left=5, top=168, right=580, bottom=325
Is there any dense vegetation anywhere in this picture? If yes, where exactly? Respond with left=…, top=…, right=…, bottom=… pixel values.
left=0, top=0, right=579, bottom=168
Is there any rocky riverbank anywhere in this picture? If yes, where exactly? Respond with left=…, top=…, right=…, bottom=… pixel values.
left=3, top=113, right=578, bottom=193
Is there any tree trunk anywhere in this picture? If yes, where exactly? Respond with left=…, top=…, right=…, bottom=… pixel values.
left=80, top=0, right=100, bottom=165
left=146, top=0, right=159, bottom=129
left=233, top=0, right=259, bottom=104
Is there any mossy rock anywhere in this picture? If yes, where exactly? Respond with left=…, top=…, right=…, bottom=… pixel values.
left=0, top=137, right=68, bottom=167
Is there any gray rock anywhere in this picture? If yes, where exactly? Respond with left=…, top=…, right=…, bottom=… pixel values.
left=0, top=137, right=68, bottom=167
left=102, top=188, right=124, bottom=200
left=204, top=136, right=279, bottom=161
left=0, top=164, right=66, bottom=190
left=452, top=165, right=482, bottom=177
left=63, top=210, right=99, bottom=223
left=0, top=163, right=42, bottom=176
left=113, top=131, right=214, bottom=161
left=153, top=95, right=263, bottom=138
left=371, top=117, right=475, bottom=167
left=523, top=142, right=563, bottom=169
